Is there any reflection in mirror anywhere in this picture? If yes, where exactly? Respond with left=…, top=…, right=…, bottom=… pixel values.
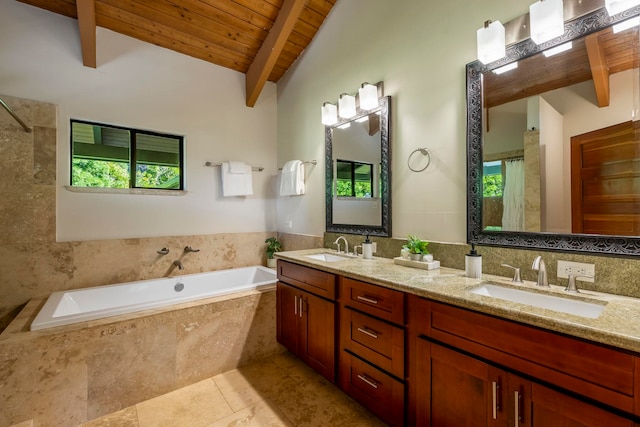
left=467, top=6, right=640, bottom=255
left=326, top=96, right=391, bottom=236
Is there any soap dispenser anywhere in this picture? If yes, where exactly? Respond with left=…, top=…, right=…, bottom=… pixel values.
left=465, top=244, right=482, bottom=278
left=362, top=234, right=374, bottom=259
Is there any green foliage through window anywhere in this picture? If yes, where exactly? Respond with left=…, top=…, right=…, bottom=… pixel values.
left=336, top=160, right=373, bottom=197
left=71, top=120, right=184, bottom=190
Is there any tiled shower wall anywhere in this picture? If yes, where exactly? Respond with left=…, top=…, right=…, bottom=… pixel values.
left=0, top=95, right=277, bottom=331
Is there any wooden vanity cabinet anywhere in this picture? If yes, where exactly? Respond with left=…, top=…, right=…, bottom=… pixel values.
left=276, top=261, right=337, bottom=382
left=409, top=294, right=638, bottom=426
left=338, top=277, right=406, bottom=426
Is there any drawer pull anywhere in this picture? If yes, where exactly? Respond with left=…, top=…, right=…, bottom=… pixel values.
left=356, top=295, right=379, bottom=304
left=357, top=327, right=379, bottom=339
left=294, top=295, right=298, bottom=315
left=357, top=374, right=379, bottom=389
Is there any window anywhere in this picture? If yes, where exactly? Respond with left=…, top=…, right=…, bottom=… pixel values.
left=483, top=160, right=503, bottom=197
left=70, top=120, right=184, bottom=190
left=335, top=160, right=373, bottom=197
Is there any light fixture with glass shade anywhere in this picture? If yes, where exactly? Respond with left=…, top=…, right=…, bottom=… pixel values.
left=338, top=93, right=357, bottom=118
left=321, top=102, right=338, bottom=126
left=606, top=0, right=640, bottom=16
left=477, top=20, right=506, bottom=64
left=358, top=83, right=379, bottom=110
left=529, top=0, right=565, bottom=45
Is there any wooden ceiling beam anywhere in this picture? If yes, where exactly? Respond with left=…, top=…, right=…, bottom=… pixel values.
left=76, top=0, right=97, bottom=68
left=245, top=0, right=307, bottom=107
left=585, top=33, right=611, bottom=108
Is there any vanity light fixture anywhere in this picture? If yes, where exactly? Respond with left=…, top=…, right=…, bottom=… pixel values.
left=338, top=93, right=357, bottom=118
left=358, top=82, right=379, bottom=110
left=321, top=102, right=338, bottom=126
left=543, top=41, right=572, bottom=57
left=492, top=62, right=519, bottom=74
left=337, top=122, right=351, bottom=129
left=613, top=15, right=640, bottom=32
left=529, top=0, right=565, bottom=45
left=606, top=0, right=640, bottom=16
left=477, top=20, right=506, bottom=64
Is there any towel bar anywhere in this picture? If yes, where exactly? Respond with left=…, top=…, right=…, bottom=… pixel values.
left=204, top=161, right=264, bottom=172
left=278, top=160, right=317, bottom=170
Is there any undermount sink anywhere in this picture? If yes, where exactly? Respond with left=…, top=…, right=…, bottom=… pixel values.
left=470, top=283, right=606, bottom=319
left=305, top=253, right=352, bottom=262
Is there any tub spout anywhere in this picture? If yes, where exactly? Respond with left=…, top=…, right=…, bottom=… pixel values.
left=173, top=260, right=184, bottom=270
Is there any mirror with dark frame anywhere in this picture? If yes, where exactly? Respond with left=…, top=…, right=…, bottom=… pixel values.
left=467, top=4, right=640, bottom=256
left=326, top=95, right=391, bottom=237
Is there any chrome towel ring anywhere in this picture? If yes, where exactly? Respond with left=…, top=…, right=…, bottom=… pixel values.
left=408, top=147, right=431, bottom=172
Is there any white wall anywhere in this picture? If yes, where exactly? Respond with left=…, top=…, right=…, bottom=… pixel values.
left=0, top=1, right=278, bottom=241
left=276, top=0, right=533, bottom=242
left=538, top=97, right=565, bottom=232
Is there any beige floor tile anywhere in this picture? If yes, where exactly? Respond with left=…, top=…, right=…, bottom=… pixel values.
left=136, top=378, right=233, bottom=427
left=80, top=406, right=139, bottom=427
left=207, top=399, right=293, bottom=427
left=268, top=376, right=375, bottom=427
left=271, top=351, right=317, bottom=383
left=213, top=359, right=298, bottom=412
left=9, top=420, right=34, bottom=427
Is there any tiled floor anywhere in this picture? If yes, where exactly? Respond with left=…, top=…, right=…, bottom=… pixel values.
left=80, top=352, right=387, bottom=427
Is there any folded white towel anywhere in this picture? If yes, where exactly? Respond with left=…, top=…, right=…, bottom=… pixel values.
left=280, top=160, right=305, bottom=196
left=221, top=161, right=253, bottom=196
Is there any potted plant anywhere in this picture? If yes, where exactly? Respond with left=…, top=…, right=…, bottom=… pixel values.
left=403, top=235, right=429, bottom=261
left=265, top=237, right=282, bottom=268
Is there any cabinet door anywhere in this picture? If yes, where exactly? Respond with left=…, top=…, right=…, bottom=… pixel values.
left=301, top=291, right=335, bottom=382
left=415, top=338, right=506, bottom=427
left=530, top=383, right=634, bottom=427
left=276, top=282, right=300, bottom=355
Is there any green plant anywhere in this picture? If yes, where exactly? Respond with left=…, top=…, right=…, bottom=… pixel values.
left=265, top=237, right=282, bottom=259
left=403, top=235, right=429, bottom=254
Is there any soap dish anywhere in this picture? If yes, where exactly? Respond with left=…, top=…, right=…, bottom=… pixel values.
left=393, top=257, right=440, bottom=270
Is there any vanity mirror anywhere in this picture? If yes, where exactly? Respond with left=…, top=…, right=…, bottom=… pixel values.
left=326, top=96, right=391, bottom=236
left=467, top=4, right=640, bottom=255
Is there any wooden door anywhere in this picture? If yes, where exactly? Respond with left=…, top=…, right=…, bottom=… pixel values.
left=416, top=339, right=506, bottom=426
left=300, top=290, right=335, bottom=382
left=571, top=120, right=640, bottom=235
left=530, top=383, right=634, bottom=427
left=276, top=282, right=300, bottom=355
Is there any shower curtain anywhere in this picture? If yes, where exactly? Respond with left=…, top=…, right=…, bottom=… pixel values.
left=502, top=159, right=525, bottom=231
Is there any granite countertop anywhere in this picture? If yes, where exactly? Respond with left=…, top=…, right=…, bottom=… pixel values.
left=276, top=248, right=640, bottom=354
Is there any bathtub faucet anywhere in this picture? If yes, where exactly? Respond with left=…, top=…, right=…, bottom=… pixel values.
left=184, top=246, right=200, bottom=253
left=173, top=260, right=184, bottom=270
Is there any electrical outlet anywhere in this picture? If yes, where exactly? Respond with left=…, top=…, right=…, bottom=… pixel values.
left=372, top=242, right=377, bottom=253
left=557, top=260, right=595, bottom=282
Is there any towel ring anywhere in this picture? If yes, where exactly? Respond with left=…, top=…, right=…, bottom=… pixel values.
left=408, top=148, right=431, bottom=172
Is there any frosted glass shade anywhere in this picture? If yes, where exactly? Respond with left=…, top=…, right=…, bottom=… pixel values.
left=529, top=0, right=565, bottom=45
left=477, top=20, right=506, bottom=64
left=606, top=0, right=640, bottom=16
left=338, top=94, right=357, bottom=118
left=321, top=102, right=338, bottom=126
left=358, top=83, right=379, bottom=110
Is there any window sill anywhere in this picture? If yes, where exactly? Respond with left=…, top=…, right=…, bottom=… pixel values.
left=64, top=185, right=187, bottom=196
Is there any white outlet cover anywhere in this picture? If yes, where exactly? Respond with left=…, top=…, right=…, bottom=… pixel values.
left=557, top=260, right=595, bottom=282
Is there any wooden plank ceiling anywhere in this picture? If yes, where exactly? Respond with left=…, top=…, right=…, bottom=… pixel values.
left=17, top=0, right=336, bottom=106
left=484, top=25, right=639, bottom=109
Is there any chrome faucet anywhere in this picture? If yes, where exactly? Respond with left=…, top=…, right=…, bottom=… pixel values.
left=334, top=236, right=349, bottom=255
left=531, top=256, right=549, bottom=287
left=173, top=260, right=184, bottom=270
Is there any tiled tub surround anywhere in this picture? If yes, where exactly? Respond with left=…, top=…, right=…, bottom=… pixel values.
left=0, top=287, right=283, bottom=427
left=324, top=232, right=640, bottom=299
left=276, top=248, right=640, bottom=353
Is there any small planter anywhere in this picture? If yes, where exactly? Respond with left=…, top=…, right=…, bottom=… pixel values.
left=267, top=258, right=277, bottom=268
left=409, top=253, right=422, bottom=261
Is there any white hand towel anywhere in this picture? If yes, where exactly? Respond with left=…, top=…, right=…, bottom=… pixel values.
left=280, top=160, right=305, bottom=196
left=221, top=161, right=253, bottom=196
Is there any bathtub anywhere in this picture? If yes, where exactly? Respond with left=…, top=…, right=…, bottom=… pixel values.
left=30, top=265, right=277, bottom=331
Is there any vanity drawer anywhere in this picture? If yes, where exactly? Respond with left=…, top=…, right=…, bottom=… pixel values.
left=341, top=306, right=405, bottom=378
left=427, top=301, right=637, bottom=414
left=277, top=260, right=336, bottom=300
left=340, top=277, right=405, bottom=324
left=340, top=351, right=404, bottom=426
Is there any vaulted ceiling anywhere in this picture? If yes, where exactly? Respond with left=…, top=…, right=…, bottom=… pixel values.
left=17, top=0, right=336, bottom=106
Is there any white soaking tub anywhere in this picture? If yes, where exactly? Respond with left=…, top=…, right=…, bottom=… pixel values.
left=30, top=265, right=276, bottom=331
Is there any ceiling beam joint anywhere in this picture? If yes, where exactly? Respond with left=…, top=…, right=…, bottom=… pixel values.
left=76, top=0, right=97, bottom=68
left=245, top=0, right=307, bottom=107
left=585, top=33, right=610, bottom=108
